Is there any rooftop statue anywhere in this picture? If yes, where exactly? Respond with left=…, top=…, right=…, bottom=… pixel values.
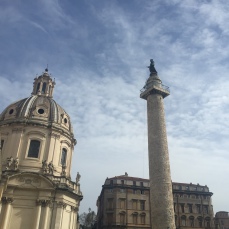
left=148, top=59, right=157, bottom=75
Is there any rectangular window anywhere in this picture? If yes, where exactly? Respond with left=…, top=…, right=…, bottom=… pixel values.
left=133, top=181, right=136, bottom=186
left=61, top=148, right=67, bottom=165
left=121, top=180, right=124, bottom=185
left=204, top=205, right=209, bottom=214
left=140, top=201, right=145, bottom=210
left=107, top=198, right=113, bottom=210
left=140, top=190, right=144, bottom=195
left=120, top=199, right=125, bottom=209
left=120, top=189, right=125, bottom=193
left=188, top=204, right=193, bottom=213
left=133, top=189, right=137, bottom=194
left=107, top=213, right=113, bottom=225
left=140, top=182, right=143, bottom=187
left=132, top=200, right=137, bottom=210
left=180, top=204, right=185, bottom=213
left=28, top=140, right=40, bottom=158
left=196, top=204, right=201, bottom=214
left=110, top=180, right=113, bottom=185
left=107, top=189, right=113, bottom=193
left=1, top=140, right=4, bottom=149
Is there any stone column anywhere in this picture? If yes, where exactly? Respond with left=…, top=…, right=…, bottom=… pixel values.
left=1, top=197, right=13, bottom=229
left=70, top=206, right=78, bottom=229
left=53, top=202, right=66, bottom=229
left=33, top=199, right=42, bottom=229
left=39, top=200, right=51, bottom=229
left=140, top=60, right=175, bottom=229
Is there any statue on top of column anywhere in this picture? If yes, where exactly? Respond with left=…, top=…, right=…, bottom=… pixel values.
left=148, top=59, right=157, bottom=75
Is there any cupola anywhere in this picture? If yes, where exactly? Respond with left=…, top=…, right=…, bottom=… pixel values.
left=32, top=68, right=55, bottom=97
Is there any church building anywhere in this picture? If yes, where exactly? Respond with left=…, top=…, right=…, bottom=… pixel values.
left=0, top=69, right=83, bottom=229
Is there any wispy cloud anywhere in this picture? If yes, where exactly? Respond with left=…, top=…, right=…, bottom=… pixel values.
left=0, top=0, right=229, bottom=213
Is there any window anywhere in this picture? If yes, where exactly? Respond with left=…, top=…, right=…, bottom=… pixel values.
left=42, top=82, right=46, bottom=93
left=174, top=203, right=176, bottom=212
left=120, top=213, right=125, bottom=225
left=180, top=204, right=185, bottom=213
left=36, top=83, right=40, bottom=93
left=61, top=148, right=67, bottom=165
left=140, top=182, right=143, bottom=187
left=204, top=205, right=209, bottom=214
left=120, top=189, right=125, bottom=193
left=198, top=217, right=203, bottom=227
left=28, top=140, right=40, bottom=158
left=1, top=140, right=4, bottom=150
left=133, top=189, right=137, bottom=194
left=196, top=204, right=201, bottom=214
left=188, top=204, right=193, bottom=213
left=140, top=201, right=145, bottom=210
left=205, top=218, right=210, bottom=228
left=121, top=180, right=124, bottom=185
left=120, top=199, right=125, bottom=209
left=181, top=216, right=186, bottom=226
left=189, top=216, right=194, bottom=227
left=133, top=181, right=136, bottom=186
left=132, top=200, right=137, bottom=210
left=107, top=198, right=113, bottom=210
left=133, top=214, right=138, bottom=224
left=140, top=190, right=144, bottom=195
left=110, top=180, right=113, bottom=185
left=107, top=213, right=113, bottom=225
left=107, top=189, right=113, bottom=193
left=140, top=214, right=145, bottom=224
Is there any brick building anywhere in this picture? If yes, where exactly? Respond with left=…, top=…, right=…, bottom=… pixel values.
left=96, top=174, right=214, bottom=229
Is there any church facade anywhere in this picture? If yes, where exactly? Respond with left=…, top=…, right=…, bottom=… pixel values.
left=0, top=69, right=83, bottom=229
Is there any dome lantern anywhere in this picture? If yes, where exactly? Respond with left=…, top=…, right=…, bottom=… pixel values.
left=32, top=68, right=56, bottom=97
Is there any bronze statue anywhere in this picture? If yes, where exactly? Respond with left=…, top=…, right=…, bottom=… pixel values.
left=148, top=59, right=157, bottom=74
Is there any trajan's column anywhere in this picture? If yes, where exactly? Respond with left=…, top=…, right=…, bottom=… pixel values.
left=140, top=60, right=175, bottom=229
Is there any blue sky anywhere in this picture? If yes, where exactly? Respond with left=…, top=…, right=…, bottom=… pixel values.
left=1, top=0, right=229, bottom=214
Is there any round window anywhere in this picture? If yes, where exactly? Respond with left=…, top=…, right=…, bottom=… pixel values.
left=38, top=108, right=45, bottom=114
left=64, top=118, right=68, bottom=124
left=9, top=109, right=14, bottom=115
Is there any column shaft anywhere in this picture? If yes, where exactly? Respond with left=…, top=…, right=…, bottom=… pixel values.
left=147, top=94, right=175, bottom=229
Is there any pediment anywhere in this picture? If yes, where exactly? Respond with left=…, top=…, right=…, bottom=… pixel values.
left=6, top=173, right=55, bottom=190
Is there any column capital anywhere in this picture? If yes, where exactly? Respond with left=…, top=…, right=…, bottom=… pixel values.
left=71, top=206, right=78, bottom=212
left=36, top=199, right=51, bottom=207
left=1, top=197, right=14, bottom=204
left=57, top=201, right=67, bottom=209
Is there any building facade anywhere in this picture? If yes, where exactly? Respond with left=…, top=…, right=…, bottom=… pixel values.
left=0, top=69, right=83, bottom=229
left=96, top=174, right=214, bottom=229
left=215, top=211, right=229, bottom=229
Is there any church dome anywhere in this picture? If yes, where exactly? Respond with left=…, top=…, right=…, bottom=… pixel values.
left=0, top=69, right=73, bottom=136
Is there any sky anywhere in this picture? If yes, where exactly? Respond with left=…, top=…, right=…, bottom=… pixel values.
left=0, top=0, right=229, bottom=214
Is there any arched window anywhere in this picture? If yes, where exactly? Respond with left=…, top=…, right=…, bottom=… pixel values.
left=120, top=212, right=125, bottom=225
left=198, top=216, right=203, bottom=227
left=36, top=83, right=40, bottom=93
left=61, top=148, right=67, bottom=165
left=133, top=213, right=138, bottom=224
left=140, top=213, right=146, bottom=224
left=28, top=140, right=40, bottom=158
left=181, top=215, right=186, bottom=226
left=42, top=82, right=46, bottom=93
left=189, top=216, right=194, bottom=227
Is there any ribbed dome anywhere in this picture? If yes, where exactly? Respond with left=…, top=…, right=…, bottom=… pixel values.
left=0, top=95, right=73, bottom=134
